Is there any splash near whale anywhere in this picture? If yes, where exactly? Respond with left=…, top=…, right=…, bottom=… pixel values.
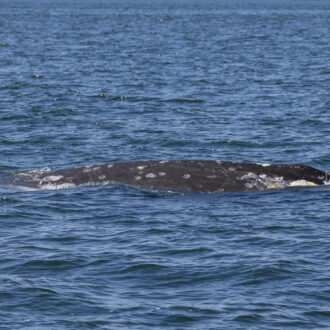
left=0, top=160, right=328, bottom=193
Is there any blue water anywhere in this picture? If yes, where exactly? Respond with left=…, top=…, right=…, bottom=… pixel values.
left=0, top=0, right=329, bottom=328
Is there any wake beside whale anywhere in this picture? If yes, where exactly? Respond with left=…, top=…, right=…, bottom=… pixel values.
left=0, top=160, right=328, bottom=193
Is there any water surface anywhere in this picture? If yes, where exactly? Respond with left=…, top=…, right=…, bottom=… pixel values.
left=0, top=0, right=329, bottom=328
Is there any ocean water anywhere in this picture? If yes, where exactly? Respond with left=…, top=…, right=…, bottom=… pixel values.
left=0, top=0, right=329, bottom=328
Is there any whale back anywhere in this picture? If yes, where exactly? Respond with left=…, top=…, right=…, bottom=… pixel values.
left=1, top=160, right=326, bottom=192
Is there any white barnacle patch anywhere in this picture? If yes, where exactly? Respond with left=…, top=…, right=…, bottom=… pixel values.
left=107, top=164, right=113, bottom=168
left=146, top=173, right=156, bottom=179
left=241, top=171, right=287, bottom=190
left=263, top=176, right=287, bottom=189
left=216, top=160, right=222, bottom=164
left=183, top=174, right=191, bottom=179
left=267, top=183, right=280, bottom=189
left=20, top=167, right=51, bottom=176
left=158, top=172, right=166, bottom=176
left=245, top=182, right=256, bottom=189
left=137, top=166, right=146, bottom=171
left=83, top=167, right=93, bottom=173
left=14, top=173, right=42, bottom=185
left=228, top=167, right=236, bottom=171
left=257, top=163, right=270, bottom=167
left=42, top=175, right=63, bottom=182
left=289, top=180, right=318, bottom=187
left=240, top=172, right=258, bottom=180
left=159, top=160, right=168, bottom=164
left=92, top=167, right=101, bottom=172
left=207, top=175, right=217, bottom=179
left=134, top=176, right=141, bottom=181
left=98, top=175, right=106, bottom=180
left=40, top=183, right=76, bottom=190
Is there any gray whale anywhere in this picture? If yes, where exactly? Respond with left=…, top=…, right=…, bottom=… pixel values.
left=0, top=160, right=328, bottom=193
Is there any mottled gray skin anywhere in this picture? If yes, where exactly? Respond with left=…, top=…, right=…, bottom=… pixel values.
left=0, top=160, right=327, bottom=193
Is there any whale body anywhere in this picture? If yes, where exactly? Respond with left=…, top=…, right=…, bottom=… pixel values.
left=0, top=160, right=328, bottom=193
